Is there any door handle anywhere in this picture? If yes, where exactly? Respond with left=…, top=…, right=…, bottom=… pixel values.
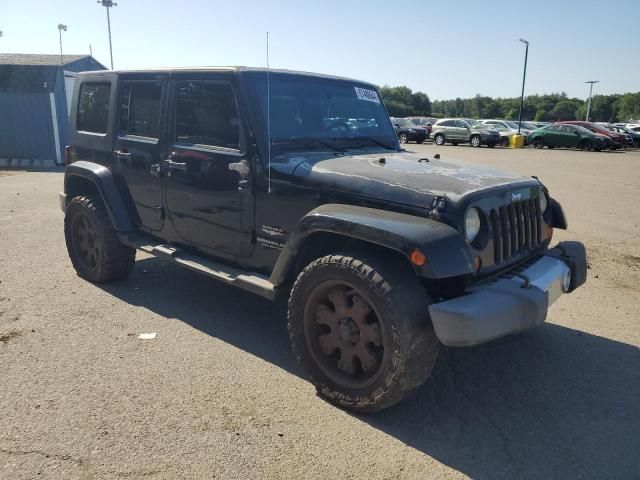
left=115, top=150, right=131, bottom=160
left=165, top=159, right=187, bottom=171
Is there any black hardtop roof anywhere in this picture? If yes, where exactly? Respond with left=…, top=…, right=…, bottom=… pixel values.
left=75, top=66, right=377, bottom=87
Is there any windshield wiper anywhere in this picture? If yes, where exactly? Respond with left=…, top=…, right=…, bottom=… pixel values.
left=345, top=136, right=396, bottom=150
left=271, top=136, right=345, bottom=153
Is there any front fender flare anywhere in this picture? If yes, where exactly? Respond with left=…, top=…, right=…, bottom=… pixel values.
left=270, top=204, right=474, bottom=285
left=64, top=161, right=135, bottom=232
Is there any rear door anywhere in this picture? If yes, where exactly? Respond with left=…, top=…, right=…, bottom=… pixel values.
left=456, top=120, right=471, bottom=141
left=163, top=73, right=254, bottom=258
left=113, top=74, right=167, bottom=231
left=544, top=125, right=563, bottom=147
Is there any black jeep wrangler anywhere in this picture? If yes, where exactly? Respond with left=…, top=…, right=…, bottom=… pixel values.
left=60, top=67, right=587, bottom=412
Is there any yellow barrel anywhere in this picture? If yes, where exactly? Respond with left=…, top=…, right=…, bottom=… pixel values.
left=510, top=134, right=526, bottom=148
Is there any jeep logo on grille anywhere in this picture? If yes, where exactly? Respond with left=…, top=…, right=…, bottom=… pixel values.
left=511, top=192, right=523, bottom=202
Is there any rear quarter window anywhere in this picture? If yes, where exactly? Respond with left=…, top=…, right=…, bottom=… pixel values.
left=77, top=82, right=111, bottom=134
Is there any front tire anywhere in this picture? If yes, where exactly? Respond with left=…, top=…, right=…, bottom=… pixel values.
left=288, top=254, right=439, bottom=413
left=470, top=135, right=481, bottom=147
left=398, top=133, right=408, bottom=144
left=579, top=139, right=592, bottom=151
left=64, top=195, right=136, bottom=283
left=532, top=137, right=544, bottom=149
left=434, top=133, right=445, bottom=146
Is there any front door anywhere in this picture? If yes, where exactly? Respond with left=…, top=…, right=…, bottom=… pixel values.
left=113, top=75, right=167, bottom=231
left=163, top=74, right=254, bottom=258
left=558, top=125, right=579, bottom=147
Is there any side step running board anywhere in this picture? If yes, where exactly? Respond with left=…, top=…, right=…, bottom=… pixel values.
left=119, top=234, right=276, bottom=301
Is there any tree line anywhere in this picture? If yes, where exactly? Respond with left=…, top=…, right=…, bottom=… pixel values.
left=379, top=85, right=640, bottom=123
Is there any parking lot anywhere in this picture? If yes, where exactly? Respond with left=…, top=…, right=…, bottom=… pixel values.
left=1, top=146, right=639, bottom=479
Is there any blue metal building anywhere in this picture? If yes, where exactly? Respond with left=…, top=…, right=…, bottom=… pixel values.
left=0, top=54, right=106, bottom=165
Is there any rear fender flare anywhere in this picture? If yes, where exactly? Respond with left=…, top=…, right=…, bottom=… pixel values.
left=64, top=161, right=135, bottom=232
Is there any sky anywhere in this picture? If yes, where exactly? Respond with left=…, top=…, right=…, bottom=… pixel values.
left=1, top=0, right=639, bottom=100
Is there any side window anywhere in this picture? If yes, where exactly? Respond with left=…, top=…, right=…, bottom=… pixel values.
left=456, top=120, right=468, bottom=128
left=77, top=82, right=111, bottom=133
left=118, top=81, right=162, bottom=138
left=439, top=120, right=453, bottom=127
left=174, top=82, right=240, bottom=150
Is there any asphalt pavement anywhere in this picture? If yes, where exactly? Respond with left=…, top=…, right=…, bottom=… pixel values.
left=1, top=147, right=639, bottom=479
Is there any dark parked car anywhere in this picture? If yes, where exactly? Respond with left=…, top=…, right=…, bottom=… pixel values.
left=529, top=124, right=611, bottom=151
left=432, top=118, right=501, bottom=147
left=608, top=125, right=639, bottom=148
left=390, top=117, right=428, bottom=143
left=60, top=67, right=586, bottom=413
left=561, top=121, right=626, bottom=149
left=407, top=116, right=438, bottom=135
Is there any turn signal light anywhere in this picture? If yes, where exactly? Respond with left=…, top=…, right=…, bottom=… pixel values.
left=473, top=256, right=482, bottom=273
left=410, top=249, right=427, bottom=267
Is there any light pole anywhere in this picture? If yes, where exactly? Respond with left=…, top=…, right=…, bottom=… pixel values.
left=517, top=38, right=529, bottom=135
left=97, top=0, right=117, bottom=69
left=58, top=24, right=68, bottom=65
left=585, top=80, right=600, bottom=122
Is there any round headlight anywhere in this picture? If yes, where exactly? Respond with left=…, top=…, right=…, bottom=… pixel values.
left=465, top=208, right=481, bottom=243
left=539, top=192, right=549, bottom=213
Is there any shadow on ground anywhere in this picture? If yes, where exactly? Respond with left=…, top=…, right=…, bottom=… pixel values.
left=101, top=256, right=640, bottom=480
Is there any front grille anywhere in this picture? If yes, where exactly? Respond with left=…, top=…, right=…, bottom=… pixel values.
left=489, top=198, right=542, bottom=264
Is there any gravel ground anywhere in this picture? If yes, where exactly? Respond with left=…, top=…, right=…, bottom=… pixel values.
left=1, top=147, right=639, bottom=479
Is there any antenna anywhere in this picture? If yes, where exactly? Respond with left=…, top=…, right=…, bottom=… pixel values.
left=266, top=31, right=272, bottom=194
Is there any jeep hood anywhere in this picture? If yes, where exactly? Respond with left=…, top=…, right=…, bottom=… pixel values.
left=288, top=150, right=539, bottom=207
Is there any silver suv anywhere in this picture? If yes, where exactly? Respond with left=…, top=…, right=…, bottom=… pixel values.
left=432, top=119, right=500, bottom=147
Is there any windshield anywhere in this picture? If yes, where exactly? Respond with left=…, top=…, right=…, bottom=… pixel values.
left=243, top=72, right=397, bottom=150
left=489, top=122, right=508, bottom=131
left=394, top=118, right=414, bottom=127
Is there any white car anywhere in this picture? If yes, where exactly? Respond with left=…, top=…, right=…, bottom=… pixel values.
left=478, top=119, right=528, bottom=146
left=480, top=119, right=533, bottom=136
left=616, top=123, right=640, bottom=132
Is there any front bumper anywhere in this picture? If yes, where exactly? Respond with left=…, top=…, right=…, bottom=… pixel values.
left=429, top=241, right=587, bottom=347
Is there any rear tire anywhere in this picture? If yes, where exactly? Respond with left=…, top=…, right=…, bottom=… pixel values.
left=64, top=195, right=136, bottom=283
left=500, top=137, right=509, bottom=147
left=434, top=133, right=445, bottom=146
left=398, top=133, right=408, bottom=144
left=470, top=135, right=481, bottom=147
left=287, top=254, right=440, bottom=413
left=579, top=139, right=593, bottom=151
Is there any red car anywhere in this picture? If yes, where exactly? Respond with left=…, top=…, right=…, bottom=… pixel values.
left=560, top=121, right=626, bottom=149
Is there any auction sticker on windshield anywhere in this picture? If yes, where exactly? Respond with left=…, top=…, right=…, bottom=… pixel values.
left=354, top=87, right=380, bottom=104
